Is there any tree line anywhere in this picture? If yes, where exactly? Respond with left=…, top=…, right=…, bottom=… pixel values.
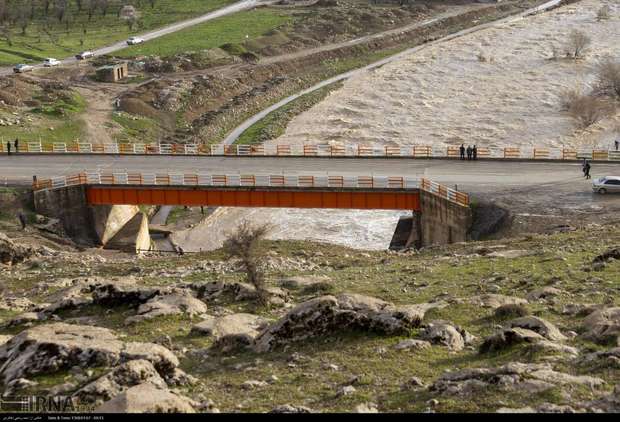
left=0, top=0, right=158, bottom=35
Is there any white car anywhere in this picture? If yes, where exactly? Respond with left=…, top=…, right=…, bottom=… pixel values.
left=592, top=176, right=620, bottom=194
left=127, top=37, right=144, bottom=45
left=43, top=58, right=61, bottom=67
left=76, top=51, right=94, bottom=60
left=13, top=64, right=34, bottom=73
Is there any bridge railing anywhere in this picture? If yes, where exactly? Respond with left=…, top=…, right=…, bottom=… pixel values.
left=4, top=141, right=620, bottom=161
left=420, top=178, right=469, bottom=207
left=32, top=171, right=468, bottom=207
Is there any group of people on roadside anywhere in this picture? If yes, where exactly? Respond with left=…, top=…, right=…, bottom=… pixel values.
left=5, top=138, right=19, bottom=155
left=459, top=144, right=478, bottom=160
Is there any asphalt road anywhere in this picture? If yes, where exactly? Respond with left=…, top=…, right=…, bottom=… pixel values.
left=0, top=0, right=269, bottom=76
left=1, top=155, right=618, bottom=188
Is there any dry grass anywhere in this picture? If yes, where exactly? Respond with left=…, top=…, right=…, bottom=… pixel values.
left=594, top=57, right=620, bottom=100
left=566, top=29, right=591, bottom=59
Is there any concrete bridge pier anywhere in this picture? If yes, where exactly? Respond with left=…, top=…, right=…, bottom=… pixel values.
left=33, top=185, right=152, bottom=253
left=390, top=190, right=473, bottom=250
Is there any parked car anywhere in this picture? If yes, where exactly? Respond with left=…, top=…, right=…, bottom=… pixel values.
left=75, top=51, right=94, bottom=60
left=13, top=64, right=34, bottom=73
left=127, top=37, right=144, bottom=45
left=592, top=176, right=620, bottom=194
left=43, top=58, right=61, bottom=67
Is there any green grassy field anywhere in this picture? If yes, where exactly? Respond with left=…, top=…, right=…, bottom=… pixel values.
left=114, top=8, right=293, bottom=58
left=0, top=0, right=236, bottom=66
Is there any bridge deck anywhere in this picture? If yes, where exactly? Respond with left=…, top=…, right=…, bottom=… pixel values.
left=33, top=172, right=469, bottom=210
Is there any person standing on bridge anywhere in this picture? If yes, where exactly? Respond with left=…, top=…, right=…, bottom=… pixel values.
left=584, top=161, right=591, bottom=180
left=459, top=144, right=465, bottom=160
left=466, top=145, right=472, bottom=161
left=473, top=145, right=478, bottom=161
left=5, top=141, right=11, bottom=156
left=615, top=139, right=619, bottom=151
left=14, top=138, right=19, bottom=154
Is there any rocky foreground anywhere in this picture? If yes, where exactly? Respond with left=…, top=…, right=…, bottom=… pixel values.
left=0, top=224, right=619, bottom=413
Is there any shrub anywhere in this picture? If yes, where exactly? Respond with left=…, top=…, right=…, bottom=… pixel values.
left=223, top=221, right=271, bottom=307
left=564, top=92, right=613, bottom=129
left=597, top=5, right=611, bottom=21
left=566, top=29, right=591, bottom=59
left=594, top=57, right=620, bottom=100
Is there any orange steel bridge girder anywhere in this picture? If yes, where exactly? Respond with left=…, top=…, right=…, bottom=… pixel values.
left=86, top=187, right=421, bottom=211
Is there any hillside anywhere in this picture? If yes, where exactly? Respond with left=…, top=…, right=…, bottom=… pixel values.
left=1, top=212, right=619, bottom=412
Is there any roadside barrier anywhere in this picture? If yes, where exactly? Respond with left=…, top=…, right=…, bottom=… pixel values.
left=32, top=172, right=469, bottom=207
left=3, top=141, right=620, bottom=161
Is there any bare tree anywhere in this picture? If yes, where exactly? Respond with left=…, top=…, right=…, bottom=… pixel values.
left=223, top=221, right=271, bottom=306
left=566, top=29, right=591, bottom=59
left=594, top=57, right=620, bottom=100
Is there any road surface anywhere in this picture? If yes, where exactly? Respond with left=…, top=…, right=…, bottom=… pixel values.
left=221, top=0, right=565, bottom=145
left=0, top=0, right=270, bottom=76
left=1, top=154, right=617, bottom=189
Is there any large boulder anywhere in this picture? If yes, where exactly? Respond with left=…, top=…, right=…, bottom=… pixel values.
left=0, top=232, right=35, bottom=266
left=74, top=360, right=167, bottom=406
left=0, top=323, right=179, bottom=386
left=480, top=328, right=545, bottom=353
left=506, top=316, right=567, bottom=341
left=95, top=383, right=196, bottom=413
left=124, top=290, right=207, bottom=324
left=191, top=313, right=270, bottom=351
left=421, top=320, right=475, bottom=351
left=253, top=294, right=443, bottom=352
left=430, top=362, right=604, bottom=398
left=581, top=307, right=620, bottom=345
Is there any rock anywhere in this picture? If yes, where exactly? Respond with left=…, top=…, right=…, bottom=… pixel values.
left=337, top=385, right=356, bottom=397
left=593, top=248, right=620, bottom=264
left=242, top=380, right=268, bottom=390
left=496, top=407, right=535, bottom=413
left=580, top=347, right=620, bottom=364
left=528, top=340, right=579, bottom=356
left=125, top=290, right=207, bottom=324
left=191, top=313, right=270, bottom=351
left=165, top=368, right=199, bottom=387
left=480, top=328, right=545, bottom=353
left=48, top=382, right=77, bottom=396
left=421, top=320, right=474, bottom=351
left=582, top=384, right=620, bottom=412
left=279, top=276, right=332, bottom=291
left=561, top=303, right=602, bottom=316
left=270, top=404, right=313, bottom=413
left=74, top=360, right=167, bottom=406
left=0, top=323, right=179, bottom=386
left=254, top=294, right=442, bottom=352
left=3, top=311, right=45, bottom=327
left=487, top=250, right=531, bottom=259
left=429, top=362, right=594, bottom=397
left=394, top=339, right=432, bottom=351
left=0, top=335, right=11, bottom=347
left=581, top=307, right=620, bottom=344
left=401, top=377, right=426, bottom=391
left=528, top=369, right=605, bottom=388
left=90, top=278, right=161, bottom=307
left=355, top=403, right=378, bottom=413
left=494, top=303, right=529, bottom=319
left=506, top=316, right=567, bottom=341
left=0, top=296, right=37, bottom=312
left=526, top=287, right=562, bottom=301
left=95, top=383, right=196, bottom=413
left=0, top=232, right=35, bottom=266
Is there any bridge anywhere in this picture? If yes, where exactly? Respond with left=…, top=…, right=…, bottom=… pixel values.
left=33, top=172, right=466, bottom=210
left=31, top=171, right=470, bottom=253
